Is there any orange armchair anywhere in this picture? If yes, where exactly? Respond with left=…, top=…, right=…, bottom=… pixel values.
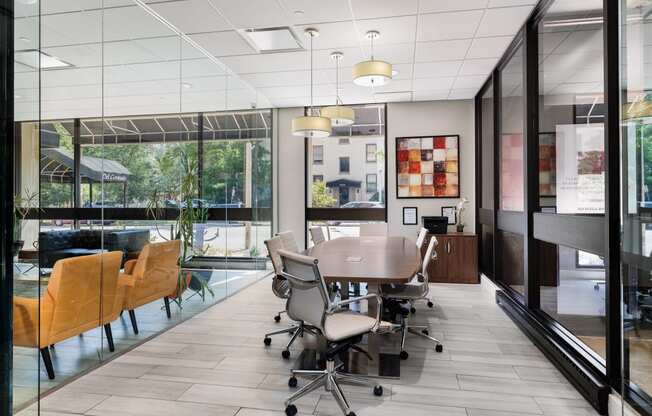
left=13, top=251, right=124, bottom=379
left=119, top=240, right=182, bottom=334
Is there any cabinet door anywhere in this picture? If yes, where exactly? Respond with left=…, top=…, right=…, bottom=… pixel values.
left=427, top=235, right=448, bottom=283
left=448, top=236, right=478, bottom=283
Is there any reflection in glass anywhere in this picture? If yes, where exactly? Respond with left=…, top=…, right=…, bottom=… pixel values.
left=497, top=230, right=524, bottom=295
left=481, top=82, right=494, bottom=210
left=538, top=0, right=605, bottom=214
left=621, top=0, right=652, bottom=401
left=499, top=45, right=524, bottom=212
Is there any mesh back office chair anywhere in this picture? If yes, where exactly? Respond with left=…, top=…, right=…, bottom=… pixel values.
left=359, top=223, right=388, bottom=237
left=263, top=235, right=317, bottom=359
left=415, top=227, right=428, bottom=250
left=277, top=230, right=300, bottom=253
left=381, top=236, right=443, bottom=359
left=309, top=226, right=326, bottom=245
left=279, top=249, right=385, bottom=416
left=407, top=227, right=435, bottom=313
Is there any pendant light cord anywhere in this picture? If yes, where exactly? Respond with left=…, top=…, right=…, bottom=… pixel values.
left=310, top=33, right=314, bottom=112
left=370, top=34, right=374, bottom=60
left=335, top=56, right=340, bottom=105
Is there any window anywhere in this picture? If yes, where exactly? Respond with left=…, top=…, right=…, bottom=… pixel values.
left=366, top=174, right=377, bottom=194
left=339, top=157, right=350, bottom=174
left=313, top=145, right=323, bottom=164
left=313, top=175, right=324, bottom=183
left=366, top=143, right=377, bottom=162
left=339, top=138, right=350, bottom=145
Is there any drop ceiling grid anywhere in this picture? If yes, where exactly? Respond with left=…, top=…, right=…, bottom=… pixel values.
left=13, top=0, right=539, bottom=119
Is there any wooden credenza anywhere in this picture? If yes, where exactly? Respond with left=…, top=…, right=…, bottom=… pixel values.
left=423, top=233, right=478, bottom=284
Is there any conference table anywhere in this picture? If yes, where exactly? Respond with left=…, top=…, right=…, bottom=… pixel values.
left=302, top=235, right=422, bottom=378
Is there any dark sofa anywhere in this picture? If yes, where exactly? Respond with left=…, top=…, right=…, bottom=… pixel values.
left=39, top=229, right=150, bottom=268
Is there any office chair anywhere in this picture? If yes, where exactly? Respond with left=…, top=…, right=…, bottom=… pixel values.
left=415, top=227, right=428, bottom=250
left=263, top=236, right=317, bottom=359
left=381, top=236, right=443, bottom=359
left=359, top=223, right=387, bottom=237
left=277, top=230, right=300, bottom=252
left=309, top=226, right=326, bottom=245
left=278, top=249, right=385, bottom=416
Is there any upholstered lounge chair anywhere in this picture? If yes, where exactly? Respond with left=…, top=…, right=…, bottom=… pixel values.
left=13, top=251, right=124, bottom=379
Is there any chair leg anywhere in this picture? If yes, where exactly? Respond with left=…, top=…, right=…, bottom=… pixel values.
left=128, top=310, right=139, bottom=334
left=40, top=347, right=55, bottom=380
left=104, top=323, right=115, bottom=352
left=163, top=297, right=171, bottom=319
left=330, top=375, right=353, bottom=416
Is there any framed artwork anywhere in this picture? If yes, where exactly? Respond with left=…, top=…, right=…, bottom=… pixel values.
left=402, top=207, right=418, bottom=225
left=441, top=206, right=457, bottom=225
left=539, top=132, right=556, bottom=197
left=396, top=135, right=460, bottom=198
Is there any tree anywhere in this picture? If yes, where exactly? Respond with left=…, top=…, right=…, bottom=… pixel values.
left=312, top=181, right=336, bottom=208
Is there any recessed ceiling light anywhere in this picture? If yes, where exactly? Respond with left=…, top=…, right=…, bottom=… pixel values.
left=19, top=37, right=30, bottom=43
left=293, top=10, right=304, bottom=16
left=182, top=82, right=192, bottom=89
left=15, top=49, right=73, bottom=70
left=14, top=94, right=22, bottom=99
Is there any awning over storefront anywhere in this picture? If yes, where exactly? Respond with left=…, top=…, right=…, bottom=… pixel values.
left=326, top=179, right=362, bottom=188
left=40, top=148, right=130, bottom=183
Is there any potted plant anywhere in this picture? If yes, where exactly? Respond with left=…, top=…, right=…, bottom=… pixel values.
left=146, top=156, right=214, bottom=306
left=455, top=197, right=469, bottom=233
left=13, top=188, right=39, bottom=257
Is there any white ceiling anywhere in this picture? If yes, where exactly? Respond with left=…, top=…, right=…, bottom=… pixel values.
left=14, top=0, right=541, bottom=120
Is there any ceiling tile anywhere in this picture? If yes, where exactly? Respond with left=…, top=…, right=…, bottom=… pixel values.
left=413, top=89, right=450, bottom=101
left=419, top=0, right=488, bottom=13
left=281, top=0, right=353, bottom=24
left=418, top=10, right=484, bottom=41
left=151, top=0, right=231, bottom=34
left=458, top=58, right=498, bottom=76
left=296, top=21, right=357, bottom=49
left=103, top=6, right=175, bottom=42
left=415, top=39, right=472, bottom=62
left=466, top=36, right=513, bottom=59
left=350, top=0, right=418, bottom=19
left=413, top=77, right=456, bottom=90
left=209, top=0, right=288, bottom=29
left=190, top=31, right=256, bottom=57
left=488, top=0, right=536, bottom=7
left=413, top=61, right=463, bottom=78
left=476, top=6, right=533, bottom=37
left=355, top=15, right=417, bottom=45
left=448, top=88, right=478, bottom=99
left=453, top=75, right=487, bottom=89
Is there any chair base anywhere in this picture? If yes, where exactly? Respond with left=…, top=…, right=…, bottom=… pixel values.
left=285, top=359, right=382, bottom=416
left=396, top=319, right=443, bottom=358
left=264, top=322, right=317, bottom=359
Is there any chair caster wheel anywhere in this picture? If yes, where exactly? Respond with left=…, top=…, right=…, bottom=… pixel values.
left=435, top=344, right=443, bottom=353
left=282, top=350, right=291, bottom=359
left=274, top=315, right=281, bottom=323
left=264, top=337, right=271, bottom=346
left=421, top=329, right=429, bottom=335
left=285, top=404, right=298, bottom=416
left=288, top=376, right=298, bottom=388
left=399, top=350, right=409, bottom=360
left=347, top=412, right=357, bottom=416
left=373, top=385, right=383, bottom=396
left=410, top=307, right=416, bottom=314
left=427, top=301, right=434, bottom=308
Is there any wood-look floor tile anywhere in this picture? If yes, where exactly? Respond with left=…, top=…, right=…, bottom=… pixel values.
left=141, top=365, right=266, bottom=388
left=85, top=396, right=239, bottom=416
left=314, top=394, right=468, bottom=416
left=65, top=375, right=192, bottom=401
left=457, top=375, right=582, bottom=399
left=37, top=391, right=110, bottom=414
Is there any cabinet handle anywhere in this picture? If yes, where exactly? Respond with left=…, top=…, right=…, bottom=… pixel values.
left=446, top=240, right=451, bottom=254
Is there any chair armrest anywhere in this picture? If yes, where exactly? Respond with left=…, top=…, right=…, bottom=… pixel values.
left=329, top=293, right=383, bottom=330
left=123, top=259, right=137, bottom=275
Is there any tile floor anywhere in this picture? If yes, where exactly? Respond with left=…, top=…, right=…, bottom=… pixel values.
left=19, top=279, right=600, bottom=416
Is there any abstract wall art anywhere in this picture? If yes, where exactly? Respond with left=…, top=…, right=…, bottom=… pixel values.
left=396, top=135, right=460, bottom=198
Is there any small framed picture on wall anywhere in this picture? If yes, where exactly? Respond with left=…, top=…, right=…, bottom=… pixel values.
left=441, top=206, right=457, bottom=225
left=403, top=207, right=418, bottom=225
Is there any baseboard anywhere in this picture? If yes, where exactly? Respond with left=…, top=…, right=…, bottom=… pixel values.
left=495, top=290, right=610, bottom=415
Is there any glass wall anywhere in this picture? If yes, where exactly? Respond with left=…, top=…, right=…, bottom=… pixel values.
left=10, top=1, right=272, bottom=412
left=621, top=0, right=652, bottom=406
left=480, top=82, right=494, bottom=278
left=536, top=0, right=606, bottom=362
left=306, top=104, right=386, bottom=240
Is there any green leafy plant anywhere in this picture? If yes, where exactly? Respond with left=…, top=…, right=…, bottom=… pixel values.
left=312, top=180, right=337, bottom=208
left=14, top=188, right=40, bottom=242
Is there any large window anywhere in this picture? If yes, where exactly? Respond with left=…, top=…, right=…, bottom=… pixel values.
left=307, top=104, right=386, bottom=236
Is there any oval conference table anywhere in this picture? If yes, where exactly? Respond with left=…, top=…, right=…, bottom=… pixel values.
left=303, top=235, right=422, bottom=378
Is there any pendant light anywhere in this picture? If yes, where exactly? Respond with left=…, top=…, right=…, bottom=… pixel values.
left=292, top=28, right=332, bottom=138
left=321, top=52, right=355, bottom=126
left=353, top=30, right=392, bottom=87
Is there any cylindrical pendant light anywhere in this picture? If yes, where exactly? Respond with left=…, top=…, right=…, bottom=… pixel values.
left=292, top=28, right=332, bottom=138
left=321, top=52, right=355, bottom=126
left=353, top=30, right=392, bottom=87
